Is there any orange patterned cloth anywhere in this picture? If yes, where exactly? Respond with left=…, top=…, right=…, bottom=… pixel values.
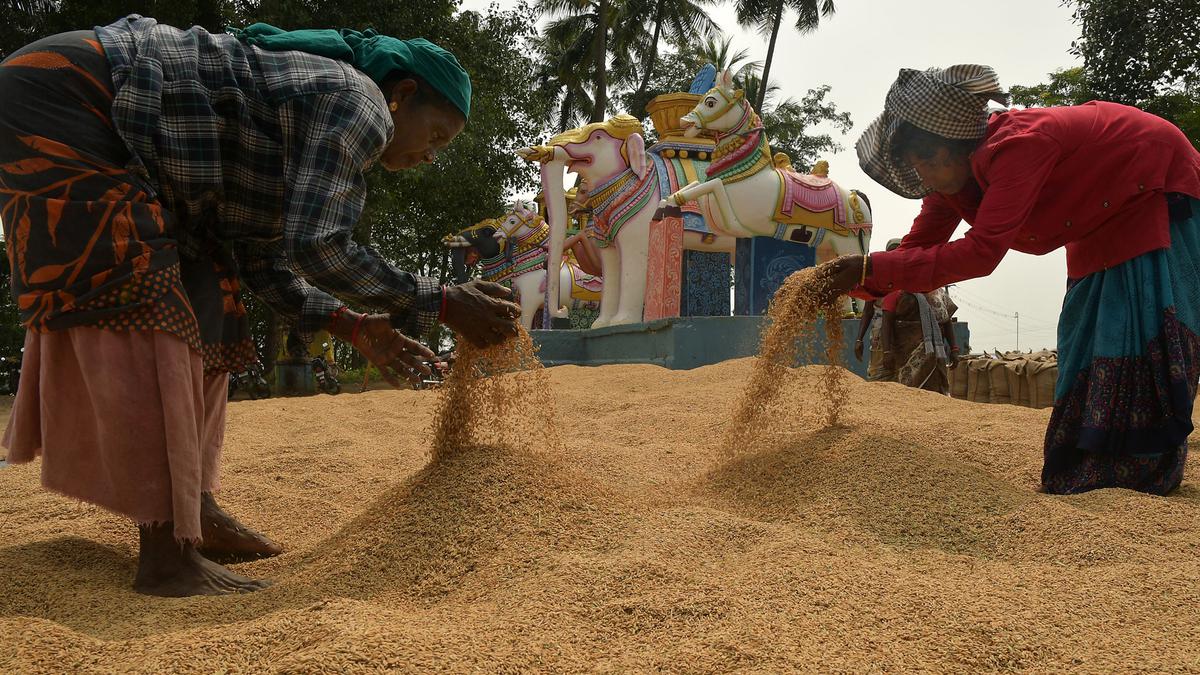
left=0, top=31, right=255, bottom=374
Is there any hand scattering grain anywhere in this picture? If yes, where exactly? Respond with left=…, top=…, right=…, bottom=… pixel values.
left=725, top=266, right=850, bottom=454
left=429, top=325, right=561, bottom=461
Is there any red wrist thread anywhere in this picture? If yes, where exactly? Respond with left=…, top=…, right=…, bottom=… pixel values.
left=329, top=305, right=349, bottom=328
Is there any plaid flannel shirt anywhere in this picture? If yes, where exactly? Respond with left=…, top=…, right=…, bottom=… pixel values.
left=95, top=15, right=441, bottom=339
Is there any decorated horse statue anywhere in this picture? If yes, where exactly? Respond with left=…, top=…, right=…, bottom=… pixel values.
left=444, top=199, right=601, bottom=329
left=661, top=69, right=872, bottom=263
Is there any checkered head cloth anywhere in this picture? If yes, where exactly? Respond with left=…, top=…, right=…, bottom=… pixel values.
left=856, top=64, right=1004, bottom=198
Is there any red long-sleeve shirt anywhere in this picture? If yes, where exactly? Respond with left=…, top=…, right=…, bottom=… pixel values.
left=860, top=101, right=1200, bottom=296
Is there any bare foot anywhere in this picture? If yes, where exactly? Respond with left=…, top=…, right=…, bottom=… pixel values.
left=198, top=492, right=284, bottom=563
left=134, top=522, right=269, bottom=597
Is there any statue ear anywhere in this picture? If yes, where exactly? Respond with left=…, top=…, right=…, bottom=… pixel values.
left=718, top=69, right=733, bottom=90
left=625, top=133, right=647, bottom=179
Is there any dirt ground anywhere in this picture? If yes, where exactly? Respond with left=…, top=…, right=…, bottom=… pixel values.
left=0, top=359, right=1197, bottom=673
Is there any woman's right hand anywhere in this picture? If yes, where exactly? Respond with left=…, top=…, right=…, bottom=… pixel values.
left=441, top=280, right=521, bottom=347
left=814, top=255, right=868, bottom=305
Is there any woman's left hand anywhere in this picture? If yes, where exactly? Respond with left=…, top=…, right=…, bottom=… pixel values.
left=333, top=312, right=436, bottom=387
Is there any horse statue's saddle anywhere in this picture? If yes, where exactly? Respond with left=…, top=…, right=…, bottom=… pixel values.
left=772, top=164, right=870, bottom=236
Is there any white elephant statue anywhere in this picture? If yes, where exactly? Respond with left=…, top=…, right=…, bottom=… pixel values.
left=445, top=199, right=601, bottom=330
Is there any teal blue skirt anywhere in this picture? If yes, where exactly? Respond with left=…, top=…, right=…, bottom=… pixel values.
left=1044, top=194, right=1200, bottom=495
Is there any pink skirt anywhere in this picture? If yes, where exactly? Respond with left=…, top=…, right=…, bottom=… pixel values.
left=2, top=327, right=227, bottom=542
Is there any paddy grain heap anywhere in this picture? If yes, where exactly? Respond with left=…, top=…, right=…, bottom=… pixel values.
left=0, top=358, right=1197, bottom=672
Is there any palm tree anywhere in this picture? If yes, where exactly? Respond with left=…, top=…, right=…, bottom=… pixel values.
left=534, top=26, right=597, bottom=131
left=732, top=0, right=836, bottom=111
left=624, top=0, right=722, bottom=101
left=740, top=72, right=782, bottom=113
left=539, top=0, right=652, bottom=122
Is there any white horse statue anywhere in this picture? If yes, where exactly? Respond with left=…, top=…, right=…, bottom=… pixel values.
left=660, top=69, right=872, bottom=267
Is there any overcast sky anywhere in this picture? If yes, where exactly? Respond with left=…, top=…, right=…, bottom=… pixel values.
left=460, top=0, right=1081, bottom=351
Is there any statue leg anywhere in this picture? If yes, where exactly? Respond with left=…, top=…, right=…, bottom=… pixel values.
left=663, top=178, right=748, bottom=235
left=611, top=217, right=652, bottom=326
left=591, top=245, right=621, bottom=329
left=658, top=180, right=701, bottom=211
left=558, top=263, right=576, bottom=311
left=512, top=273, right=542, bottom=330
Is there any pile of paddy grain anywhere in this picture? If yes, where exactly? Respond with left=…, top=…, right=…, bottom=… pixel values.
left=290, top=326, right=628, bottom=600
left=1, top=329, right=1198, bottom=672
left=429, top=326, right=561, bottom=460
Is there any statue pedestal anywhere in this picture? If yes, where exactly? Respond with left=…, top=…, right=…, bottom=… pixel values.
left=680, top=250, right=731, bottom=316
left=733, top=236, right=816, bottom=315
left=531, top=315, right=971, bottom=379
left=643, top=216, right=684, bottom=321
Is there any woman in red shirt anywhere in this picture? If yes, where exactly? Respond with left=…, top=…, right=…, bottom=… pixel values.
left=819, top=65, right=1200, bottom=495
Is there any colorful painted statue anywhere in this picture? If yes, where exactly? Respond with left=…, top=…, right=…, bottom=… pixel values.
left=518, top=117, right=734, bottom=328
left=661, top=69, right=873, bottom=261
left=518, top=71, right=870, bottom=327
left=444, top=199, right=601, bottom=329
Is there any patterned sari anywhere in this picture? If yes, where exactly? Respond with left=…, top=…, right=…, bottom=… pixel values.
left=1042, top=194, right=1200, bottom=495
left=0, top=31, right=255, bottom=375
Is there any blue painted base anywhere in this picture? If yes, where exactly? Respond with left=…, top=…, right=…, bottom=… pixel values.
left=533, top=316, right=972, bottom=377
left=681, top=250, right=731, bottom=316
left=734, top=236, right=816, bottom=315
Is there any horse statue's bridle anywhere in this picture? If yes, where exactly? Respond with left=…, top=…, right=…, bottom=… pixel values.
left=692, top=86, right=746, bottom=129
left=496, top=207, right=543, bottom=240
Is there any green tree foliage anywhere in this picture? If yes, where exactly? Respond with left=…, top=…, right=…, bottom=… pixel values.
left=1009, top=66, right=1091, bottom=108
left=537, top=0, right=655, bottom=125
left=625, top=0, right=719, bottom=101
left=1, top=0, right=234, bottom=59
left=731, top=0, right=834, bottom=111
left=1070, top=0, right=1197, bottom=108
left=1012, top=1, right=1199, bottom=148
left=758, top=85, right=851, bottom=172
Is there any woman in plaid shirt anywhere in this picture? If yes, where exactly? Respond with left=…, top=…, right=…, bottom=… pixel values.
left=0, top=16, right=519, bottom=596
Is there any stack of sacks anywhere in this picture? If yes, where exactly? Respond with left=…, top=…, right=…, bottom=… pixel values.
left=950, top=350, right=1057, bottom=409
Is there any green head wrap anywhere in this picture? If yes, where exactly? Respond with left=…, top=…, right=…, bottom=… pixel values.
left=229, top=23, right=471, bottom=119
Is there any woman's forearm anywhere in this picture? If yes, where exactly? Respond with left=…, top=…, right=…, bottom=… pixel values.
left=856, top=301, right=876, bottom=342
